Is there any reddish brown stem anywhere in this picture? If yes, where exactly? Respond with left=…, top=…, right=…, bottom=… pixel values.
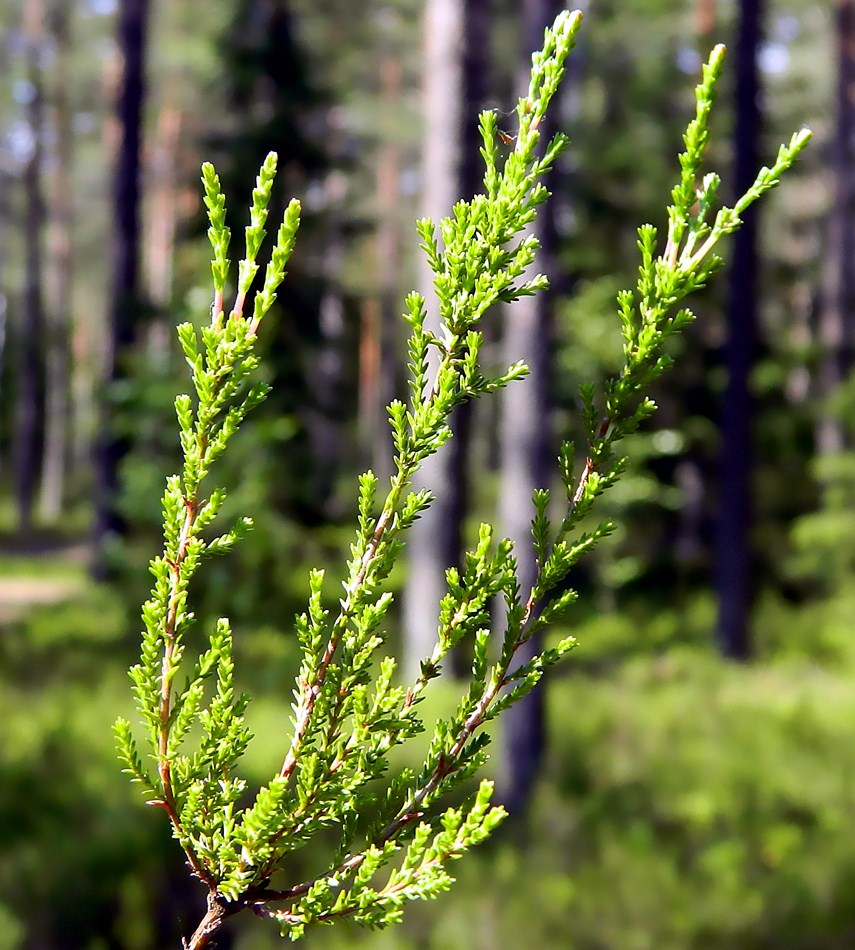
left=278, top=477, right=407, bottom=783
left=185, top=892, right=240, bottom=950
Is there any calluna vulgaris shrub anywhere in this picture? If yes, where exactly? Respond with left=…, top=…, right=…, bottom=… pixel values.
left=113, top=10, right=809, bottom=947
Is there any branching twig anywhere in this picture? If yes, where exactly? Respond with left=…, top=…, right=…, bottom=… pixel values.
left=115, top=11, right=809, bottom=947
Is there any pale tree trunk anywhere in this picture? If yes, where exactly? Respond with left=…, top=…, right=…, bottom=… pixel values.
left=497, top=0, right=561, bottom=813
left=15, top=0, right=47, bottom=531
left=70, top=53, right=120, bottom=489
left=38, top=1, right=73, bottom=523
left=143, top=100, right=182, bottom=360
left=307, top=112, right=347, bottom=512
left=360, top=52, right=403, bottom=487
left=92, top=0, right=150, bottom=575
left=402, top=0, right=465, bottom=679
left=695, top=0, right=716, bottom=38
left=359, top=294, right=384, bottom=471
left=145, top=103, right=181, bottom=310
left=714, top=0, right=762, bottom=660
left=438, top=0, right=493, bottom=678
left=815, top=0, right=855, bottom=455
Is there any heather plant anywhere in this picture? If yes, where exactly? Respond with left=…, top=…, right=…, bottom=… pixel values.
left=114, top=10, right=809, bottom=947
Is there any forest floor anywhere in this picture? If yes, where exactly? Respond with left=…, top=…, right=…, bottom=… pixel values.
left=0, top=541, right=90, bottom=623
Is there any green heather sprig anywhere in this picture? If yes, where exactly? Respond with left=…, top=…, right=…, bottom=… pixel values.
left=116, top=10, right=809, bottom=948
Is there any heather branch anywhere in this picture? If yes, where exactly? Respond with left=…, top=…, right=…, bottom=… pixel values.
left=275, top=8, right=583, bottom=797
left=116, top=12, right=809, bottom=947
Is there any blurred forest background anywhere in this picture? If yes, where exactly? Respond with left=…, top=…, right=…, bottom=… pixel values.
left=0, top=0, right=851, bottom=946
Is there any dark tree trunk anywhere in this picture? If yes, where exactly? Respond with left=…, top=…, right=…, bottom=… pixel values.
left=0, top=20, right=9, bottom=421
left=671, top=0, right=718, bottom=573
left=714, top=0, right=762, bottom=660
left=15, top=0, right=47, bottom=532
left=92, top=0, right=149, bottom=574
left=816, top=0, right=855, bottom=455
left=497, top=0, right=561, bottom=813
left=460, top=0, right=491, bottom=199
left=0, top=164, right=7, bottom=451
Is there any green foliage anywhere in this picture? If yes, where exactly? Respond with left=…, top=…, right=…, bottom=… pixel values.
left=298, top=638, right=855, bottom=950
left=787, top=375, right=855, bottom=605
left=12, top=593, right=855, bottom=948
left=118, top=11, right=808, bottom=946
left=0, top=584, right=193, bottom=949
left=548, top=0, right=820, bottom=605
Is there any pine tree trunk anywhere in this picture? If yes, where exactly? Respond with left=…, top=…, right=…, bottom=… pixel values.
left=306, top=110, right=347, bottom=511
left=671, top=0, right=718, bottom=574
left=145, top=102, right=181, bottom=309
left=0, top=165, right=8, bottom=451
left=359, top=294, right=384, bottom=473
left=497, top=0, right=560, bottom=812
left=815, top=0, right=855, bottom=455
left=15, top=0, right=47, bottom=532
left=92, top=0, right=150, bottom=574
left=402, top=0, right=465, bottom=678
left=143, top=102, right=182, bottom=365
left=0, top=23, right=9, bottom=426
left=361, top=51, right=404, bottom=487
left=695, top=0, right=716, bottom=38
left=714, top=0, right=762, bottom=660
left=38, top=2, right=74, bottom=523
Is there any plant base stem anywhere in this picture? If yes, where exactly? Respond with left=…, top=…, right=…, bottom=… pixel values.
left=186, top=892, right=237, bottom=950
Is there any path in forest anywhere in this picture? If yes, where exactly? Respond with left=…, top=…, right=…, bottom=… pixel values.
left=0, top=543, right=90, bottom=623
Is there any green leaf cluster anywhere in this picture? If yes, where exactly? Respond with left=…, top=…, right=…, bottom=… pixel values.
left=117, top=10, right=808, bottom=946
left=114, top=152, right=302, bottom=893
